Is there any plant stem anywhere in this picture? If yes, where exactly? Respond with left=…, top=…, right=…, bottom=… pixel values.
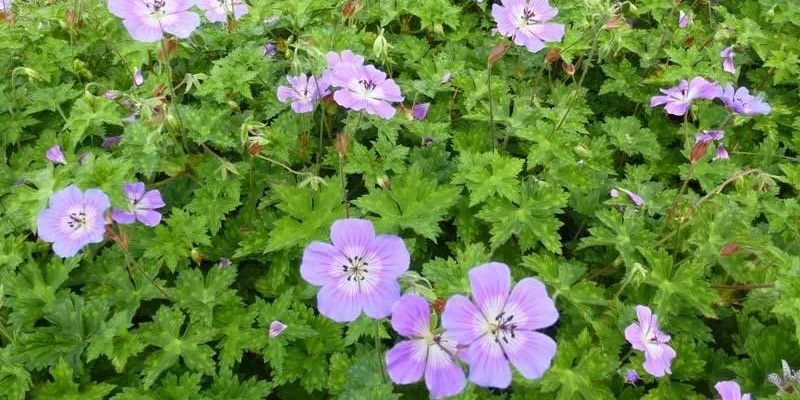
left=487, top=63, right=495, bottom=151
left=375, top=320, right=386, bottom=382
left=710, top=283, right=774, bottom=290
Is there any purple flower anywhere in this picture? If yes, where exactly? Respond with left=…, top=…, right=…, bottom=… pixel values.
left=104, top=91, right=118, bottom=100
left=441, top=72, right=451, bottom=83
left=650, top=77, right=718, bottom=116
left=768, top=360, right=800, bottom=392
left=713, top=144, right=729, bottom=161
left=77, top=152, right=91, bottom=164
left=611, top=188, right=644, bottom=206
left=196, top=0, right=248, bottom=22
left=277, top=74, right=328, bottom=114
left=269, top=320, right=287, bottom=338
left=714, top=381, right=751, bottom=400
left=330, top=64, right=404, bottom=119
left=386, top=294, right=466, bottom=399
left=324, top=50, right=366, bottom=87
left=720, top=46, right=735, bottom=74
left=102, top=135, right=122, bottom=149
left=36, top=185, right=110, bottom=258
left=111, top=182, right=166, bottom=227
left=218, top=257, right=232, bottom=267
left=624, top=369, right=640, bottom=384
left=716, top=83, right=771, bottom=116
left=695, top=130, right=725, bottom=144
left=46, top=145, right=67, bottom=164
left=678, top=10, right=690, bottom=28
left=300, top=219, right=410, bottom=322
left=0, top=0, right=9, bottom=12
left=624, top=305, right=676, bottom=377
left=108, top=0, right=200, bottom=43
left=263, top=43, right=277, bottom=57
left=491, top=0, right=565, bottom=53
left=123, top=113, right=138, bottom=122
left=133, top=68, right=144, bottom=88
left=412, top=103, right=430, bottom=120
left=441, top=262, right=558, bottom=388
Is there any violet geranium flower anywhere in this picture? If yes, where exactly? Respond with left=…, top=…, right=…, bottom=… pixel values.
left=716, top=83, right=771, bottom=116
left=276, top=74, right=328, bottom=114
left=624, top=305, right=676, bottom=377
left=102, top=135, right=122, bottom=149
left=46, top=145, right=67, bottom=165
left=441, top=262, right=559, bottom=388
left=610, top=188, right=644, bottom=206
left=36, top=185, right=110, bottom=258
left=269, top=321, right=287, bottom=338
left=678, top=10, right=690, bottom=29
left=650, top=77, right=718, bottom=116
left=412, top=103, right=430, bottom=120
left=196, top=0, right=248, bottom=23
left=111, top=182, right=166, bottom=227
left=714, top=381, right=751, bottom=400
left=624, top=369, right=640, bottom=385
left=386, top=294, right=466, bottom=399
left=108, top=0, right=200, bottom=43
left=300, top=219, right=410, bottom=322
left=491, top=0, right=565, bottom=53
left=720, top=46, right=735, bottom=74
left=330, top=64, right=404, bottom=119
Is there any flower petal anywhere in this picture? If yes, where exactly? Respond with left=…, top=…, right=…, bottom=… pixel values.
left=469, top=262, right=511, bottom=320
left=386, top=339, right=427, bottom=385
left=441, top=295, right=487, bottom=345
left=425, top=344, right=466, bottom=399
left=160, top=11, right=200, bottom=39
left=643, top=342, right=676, bottom=377
left=300, top=241, right=341, bottom=286
left=504, top=277, right=558, bottom=331
left=140, top=189, right=166, bottom=209
left=369, top=234, right=410, bottom=278
left=112, top=209, right=136, bottom=225
left=715, top=381, right=742, bottom=400
left=391, top=293, right=432, bottom=338
left=135, top=209, right=162, bottom=227
left=504, top=330, right=557, bottom=379
left=52, top=237, right=86, bottom=258
left=122, top=16, right=164, bottom=43
left=360, top=277, right=401, bottom=319
left=330, top=218, right=376, bottom=256
left=464, top=335, right=512, bottom=389
left=624, top=322, right=645, bottom=351
left=316, top=279, right=362, bottom=322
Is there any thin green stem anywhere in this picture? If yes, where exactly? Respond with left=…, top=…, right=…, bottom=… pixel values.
left=487, top=64, right=495, bottom=150
left=375, top=320, right=386, bottom=383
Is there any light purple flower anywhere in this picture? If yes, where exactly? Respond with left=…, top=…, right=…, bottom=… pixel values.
left=678, top=10, right=690, bottom=29
left=441, top=262, right=558, bottom=389
left=650, top=77, right=718, bottom=116
left=77, top=152, right=91, bottom=164
left=330, top=64, right=404, bottom=119
left=196, top=0, right=248, bottom=22
left=263, top=43, right=277, bottom=57
left=46, top=145, right=67, bottom=165
left=36, top=185, right=110, bottom=258
left=386, top=294, right=466, bottom=399
left=720, top=46, right=735, bottom=74
left=412, top=103, right=430, bottom=120
left=768, top=360, right=800, bottom=392
left=695, top=130, right=725, bottom=144
left=713, top=145, right=729, bottom=161
left=300, top=219, right=410, bottom=322
left=104, top=91, right=118, bottom=100
left=218, top=257, right=232, bottom=267
left=491, top=0, right=565, bottom=53
left=269, top=320, right=287, bottom=338
left=0, top=0, right=9, bottom=12
left=611, top=188, right=644, bottom=206
left=714, top=381, right=751, bottom=400
left=111, top=182, right=166, bottom=227
left=108, top=0, right=200, bottom=43
left=716, top=83, right=771, bottom=116
left=123, top=113, right=138, bottom=122
left=133, top=68, right=144, bottom=88
left=441, top=72, right=451, bottom=83
left=102, top=135, right=122, bottom=149
left=624, top=369, right=639, bottom=384
left=624, top=305, right=676, bottom=377
left=277, top=74, right=328, bottom=114
left=324, top=50, right=366, bottom=87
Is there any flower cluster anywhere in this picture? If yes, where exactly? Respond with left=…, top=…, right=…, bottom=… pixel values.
left=650, top=77, right=770, bottom=117
left=492, top=0, right=565, bottom=53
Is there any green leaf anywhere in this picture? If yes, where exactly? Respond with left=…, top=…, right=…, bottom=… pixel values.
left=452, top=151, right=524, bottom=206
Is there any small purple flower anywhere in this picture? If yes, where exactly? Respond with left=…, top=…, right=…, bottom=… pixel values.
left=716, top=83, right=771, bottom=116
left=269, top=320, right=287, bottom=338
left=277, top=74, right=328, bottom=114
left=123, top=113, right=138, bottom=122
left=196, top=0, right=248, bottom=22
left=218, top=257, right=232, bottom=268
left=624, top=305, right=676, bottom=377
left=111, top=182, right=166, bottom=227
left=720, top=46, right=736, bottom=74
left=330, top=64, right=404, bottom=119
left=491, top=0, right=565, bottom=53
left=611, top=188, right=644, bottom=206
left=714, top=381, right=751, bottom=400
left=133, top=68, right=144, bottom=88
left=46, top=145, right=67, bottom=165
left=300, top=219, right=410, bottom=322
left=108, top=0, right=200, bottom=43
left=412, top=103, right=430, bottom=120
left=695, top=130, right=725, bottom=144
left=441, top=263, right=559, bottom=388
left=441, top=72, right=451, bottom=83
left=650, top=77, right=718, bottom=116
left=678, top=10, right=690, bottom=29
left=104, top=91, right=118, bottom=100
left=624, top=369, right=640, bottom=384
left=713, top=144, right=729, bottom=161
left=77, top=152, right=91, bottom=164
left=102, top=135, right=122, bottom=149
left=36, top=185, right=110, bottom=258
left=386, top=294, right=466, bottom=399
left=324, top=50, right=366, bottom=87
left=263, top=43, right=277, bottom=57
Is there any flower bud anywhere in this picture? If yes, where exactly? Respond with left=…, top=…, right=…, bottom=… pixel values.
left=488, top=41, right=510, bottom=65
left=373, top=28, right=390, bottom=60
left=545, top=48, right=561, bottom=64
left=690, top=140, right=710, bottom=162
left=335, top=133, right=350, bottom=157
left=720, top=242, right=739, bottom=256
left=342, top=0, right=363, bottom=18
left=605, top=15, right=626, bottom=29
left=65, top=9, right=76, bottom=28
left=562, top=62, right=576, bottom=75
left=377, top=175, right=391, bottom=190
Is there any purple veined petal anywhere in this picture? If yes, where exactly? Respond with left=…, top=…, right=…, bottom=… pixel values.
left=635, top=305, right=654, bottom=332
left=366, top=98, right=397, bottom=119
left=162, top=0, right=194, bottom=14
left=515, top=31, right=546, bottom=53
left=101, top=135, right=122, bottom=149
left=491, top=3, right=516, bottom=37
left=503, top=330, right=557, bottom=379
left=412, top=103, right=430, bottom=120
left=529, top=0, right=559, bottom=21
left=52, top=237, right=87, bottom=258
left=687, top=77, right=718, bottom=100
left=624, top=321, right=646, bottom=351
left=269, top=320, right=287, bottom=338
left=123, top=182, right=146, bottom=201
left=663, top=100, right=690, bottom=116
left=112, top=209, right=136, bottom=225
left=425, top=343, right=467, bottom=399
left=713, top=144, right=729, bottom=161
left=139, top=189, right=166, bottom=209
left=135, top=209, right=162, bottom=227
left=649, top=95, right=672, bottom=108
left=385, top=339, right=427, bottom=384
left=715, top=381, right=744, bottom=400
left=133, top=68, right=144, bottom=87
left=316, top=278, right=363, bottom=322
left=359, top=277, right=401, bottom=319
left=678, top=10, right=690, bottom=28
left=468, top=262, right=511, bottom=319
left=530, top=23, right=565, bottom=42
left=642, top=342, right=676, bottom=377
left=368, top=234, right=410, bottom=278
left=45, top=145, right=67, bottom=164
left=503, top=277, right=559, bottom=330
left=300, top=241, right=341, bottom=286
left=391, top=293, right=432, bottom=337
left=464, top=335, right=512, bottom=389
left=108, top=0, right=140, bottom=19
left=619, top=189, right=644, bottom=206
left=159, top=10, right=201, bottom=39
left=291, top=99, right=315, bottom=113
left=330, top=218, right=376, bottom=256
left=277, top=86, right=294, bottom=103
left=441, top=294, right=487, bottom=345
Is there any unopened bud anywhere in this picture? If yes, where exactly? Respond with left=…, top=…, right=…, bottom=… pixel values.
left=605, top=15, right=626, bottom=29
left=377, top=175, right=391, bottom=190
left=720, top=242, right=739, bottom=256
left=342, top=0, right=364, bottom=18
left=690, top=140, right=710, bottom=162
left=191, top=248, right=205, bottom=265
left=65, top=10, right=76, bottom=28
left=335, top=134, right=350, bottom=157
left=488, top=41, right=510, bottom=65
left=545, top=48, right=561, bottom=64
left=562, top=62, right=576, bottom=75
left=373, top=28, right=390, bottom=60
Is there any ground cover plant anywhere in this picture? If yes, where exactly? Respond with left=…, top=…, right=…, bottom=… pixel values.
left=1, top=0, right=800, bottom=398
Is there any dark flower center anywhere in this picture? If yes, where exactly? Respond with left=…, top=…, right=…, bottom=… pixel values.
left=490, top=311, right=517, bottom=344
left=66, top=211, right=88, bottom=231
left=359, top=79, right=377, bottom=91
left=342, top=255, right=369, bottom=281
left=522, top=7, right=538, bottom=25
left=147, top=0, right=167, bottom=13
